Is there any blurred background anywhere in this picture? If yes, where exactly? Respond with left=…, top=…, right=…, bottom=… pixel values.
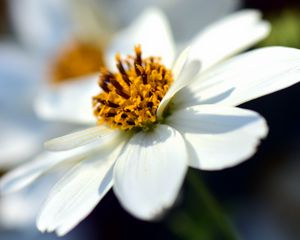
left=0, top=0, right=300, bottom=239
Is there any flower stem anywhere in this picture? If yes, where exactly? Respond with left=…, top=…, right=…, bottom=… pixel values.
left=186, top=170, right=239, bottom=240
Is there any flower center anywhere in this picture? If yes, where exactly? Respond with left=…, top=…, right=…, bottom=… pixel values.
left=93, top=45, right=174, bottom=130
left=50, top=40, right=105, bottom=84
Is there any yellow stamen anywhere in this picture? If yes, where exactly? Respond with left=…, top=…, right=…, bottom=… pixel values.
left=50, top=40, right=104, bottom=84
left=93, top=45, right=174, bottom=130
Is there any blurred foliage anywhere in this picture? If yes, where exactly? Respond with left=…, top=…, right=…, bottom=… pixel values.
left=0, top=0, right=9, bottom=35
left=259, top=9, right=300, bottom=49
left=244, top=0, right=300, bottom=11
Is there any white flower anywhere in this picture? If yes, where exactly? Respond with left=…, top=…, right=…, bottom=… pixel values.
left=2, top=8, right=300, bottom=237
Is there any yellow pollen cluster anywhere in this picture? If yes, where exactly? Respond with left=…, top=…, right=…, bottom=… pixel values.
left=50, top=40, right=104, bottom=84
left=93, top=45, right=174, bottom=130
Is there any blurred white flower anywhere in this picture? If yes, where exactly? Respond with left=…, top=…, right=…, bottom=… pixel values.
left=8, top=0, right=114, bottom=55
left=0, top=42, right=43, bottom=170
left=0, top=1, right=113, bottom=238
left=3, top=8, right=300, bottom=236
left=0, top=0, right=115, bottom=169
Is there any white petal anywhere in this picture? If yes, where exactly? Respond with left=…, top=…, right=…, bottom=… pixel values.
left=37, top=142, right=124, bottom=236
left=189, top=9, right=270, bottom=71
left=106, top=7, right=175, bottom=69
left=0, top=173, right=61, bottom=229
left=0, top=134, right=123, bottom=194
left=0, top=121, right=39, bottom=169
left=172, top=47, right=192, bottom=82
left=176, top=47, right=300, bottom=108
left=157, top=49, right=201, bottom=119
left=0, top=42, right=43, bottom=107
left=9, top=0, right=72, bottom=55
left=167, top=0, right=240, bottom=43
left=34, top=74, right=99, bottom=124
left=113, top=125, right=188, bottom=220
left=167, top=105, right=268, bottom=170
left=45, top=125, right=118, bottom=151
left=0, top=44, right=46, bottom=169
left=0, top=151, right=85, bottom=194
left=69, top=0, right=115, bottom=42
